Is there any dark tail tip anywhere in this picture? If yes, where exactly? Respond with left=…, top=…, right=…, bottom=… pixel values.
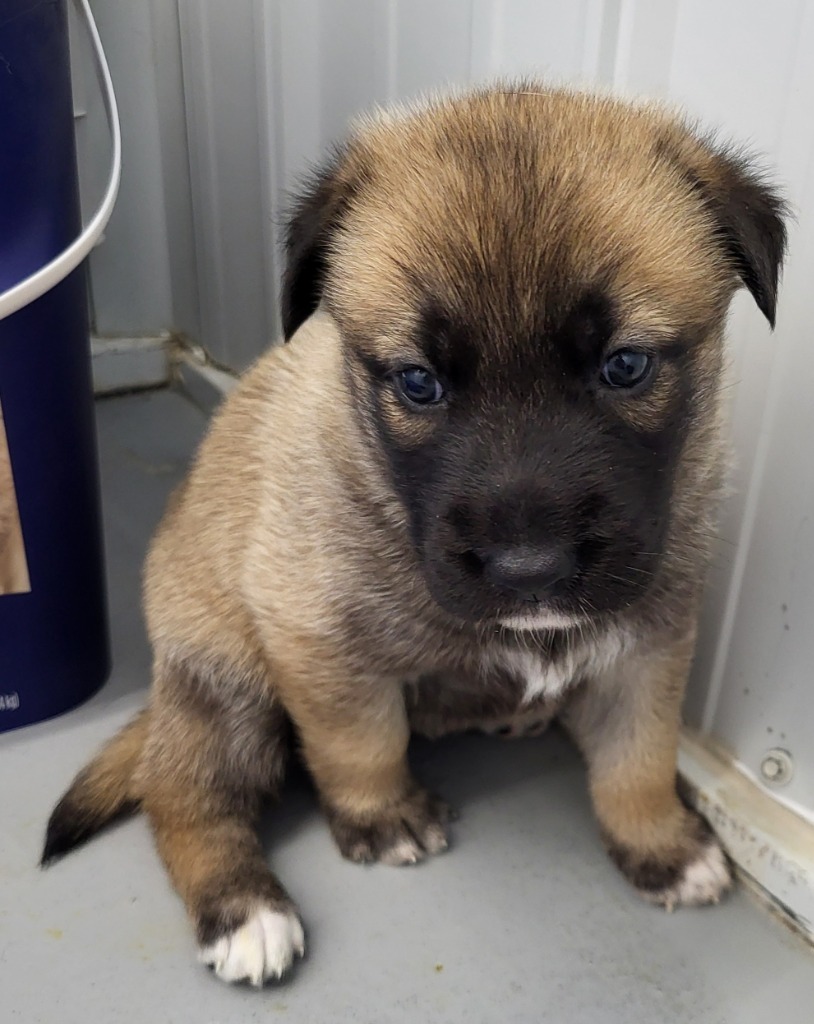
left=41, top=796, right=94, bottom=867
left=40, top=794, right=138, bottom=868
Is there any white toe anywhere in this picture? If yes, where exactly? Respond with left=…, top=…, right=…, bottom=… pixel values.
left=646, top=842, right=732, bottom=910
left=381, top=836, right=422, bottom=866
left=199, top=907, right=305, bottom=986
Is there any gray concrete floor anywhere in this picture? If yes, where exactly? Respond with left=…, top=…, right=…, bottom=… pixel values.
left=2, top=388, right=814, bottom=1024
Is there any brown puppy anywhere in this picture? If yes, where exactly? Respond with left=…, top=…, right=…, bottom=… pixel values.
left=43, top=84, right=786, bottom=986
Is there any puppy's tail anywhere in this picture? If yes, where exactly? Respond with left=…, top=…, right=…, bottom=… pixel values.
left=41, top=709, right=149, bottom=866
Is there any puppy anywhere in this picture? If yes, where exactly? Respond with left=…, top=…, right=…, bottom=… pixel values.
left=43, top=84, right=786, bottom=987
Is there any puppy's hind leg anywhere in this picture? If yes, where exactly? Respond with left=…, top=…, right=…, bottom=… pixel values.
left=138, top=656, right=304, bottom=988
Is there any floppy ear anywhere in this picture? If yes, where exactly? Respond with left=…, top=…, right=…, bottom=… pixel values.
left=281, top=149, right=359, bottom=340
left=669, top=136, right=788, bottom=327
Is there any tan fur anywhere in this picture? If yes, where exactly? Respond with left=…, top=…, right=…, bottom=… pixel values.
left=0, top=407, right=30, bottom=596
left=45, top=84, right=787, bottom=979
left=563, top=632, right=697, bottom=851
left=331, top=92, right=733, bottom=341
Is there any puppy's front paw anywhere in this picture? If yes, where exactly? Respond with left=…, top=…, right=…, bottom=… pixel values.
left=327, top=786, right=450, bottom=866
left=197, top=901, right=305, bottom=987
left=643, top=839, right=732, bottom=911
left=607, top=812, right=733, bottom=911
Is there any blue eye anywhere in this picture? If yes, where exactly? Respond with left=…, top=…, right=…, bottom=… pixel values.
left=395, top=366, right=445, bottom=406
left=600, top=349, right=653, bottom=389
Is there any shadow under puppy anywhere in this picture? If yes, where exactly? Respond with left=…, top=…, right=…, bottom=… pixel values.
left=43, top=84, right=786, bottom=986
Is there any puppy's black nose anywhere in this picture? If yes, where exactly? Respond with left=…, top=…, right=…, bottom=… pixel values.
left=479, top=544, right=576, bottom=599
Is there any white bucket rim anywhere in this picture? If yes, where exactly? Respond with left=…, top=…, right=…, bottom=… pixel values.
left=0, top=0, right=121, bottom=323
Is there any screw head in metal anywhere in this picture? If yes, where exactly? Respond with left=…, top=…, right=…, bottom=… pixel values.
left=760, top=748, right=794, bottom=786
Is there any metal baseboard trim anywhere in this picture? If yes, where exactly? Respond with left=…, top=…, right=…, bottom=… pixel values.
left=91, top=334, right=172, bottom=395
left=174, top=347, right=238, bottom=414
left=679, top=729, right=814, bottom=944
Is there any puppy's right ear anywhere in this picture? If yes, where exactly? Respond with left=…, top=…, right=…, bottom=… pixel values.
left=281, top=149, right=359, bottom=340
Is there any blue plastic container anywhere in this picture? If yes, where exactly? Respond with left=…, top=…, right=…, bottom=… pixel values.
left=0, top=0, right=110, bottom=730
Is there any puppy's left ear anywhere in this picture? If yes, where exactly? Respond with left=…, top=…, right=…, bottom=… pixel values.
left=668, top=135, right=788, bottom=327
left=281, top=148, right=360, bottom=340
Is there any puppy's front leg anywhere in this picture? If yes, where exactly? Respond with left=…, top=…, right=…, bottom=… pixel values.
left=563, top=634, right=732, bottom=909
left=282, top=673, right=449, bottom=866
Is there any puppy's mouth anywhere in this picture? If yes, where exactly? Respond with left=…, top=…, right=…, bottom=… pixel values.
left=498, top=607, right=585, bottom=632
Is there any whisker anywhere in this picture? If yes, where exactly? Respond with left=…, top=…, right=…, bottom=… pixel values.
left=602, top=571, right=649, bottom=590
left=623, top=564, right=655, bottom=577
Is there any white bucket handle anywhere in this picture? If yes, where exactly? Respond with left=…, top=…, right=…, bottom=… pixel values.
left=0, top=0, right=121, bottom=323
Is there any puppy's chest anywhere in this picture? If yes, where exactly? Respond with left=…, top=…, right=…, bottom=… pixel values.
left=407, top=628, right=625, bottom=740
left=486, top=646, right=575, bottom=702
left=481, top=622, right=629, bottom=700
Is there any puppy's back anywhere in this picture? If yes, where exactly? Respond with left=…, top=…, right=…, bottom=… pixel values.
left=144, top=311, right=349, bottom=647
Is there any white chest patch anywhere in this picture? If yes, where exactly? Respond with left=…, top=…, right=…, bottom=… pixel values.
left=500, top=648, right=574, bottom=701
left=487, top=626, right=629, bottom=703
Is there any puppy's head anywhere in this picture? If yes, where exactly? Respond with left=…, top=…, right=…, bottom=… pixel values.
left=282, top=85, right=786, bottom=628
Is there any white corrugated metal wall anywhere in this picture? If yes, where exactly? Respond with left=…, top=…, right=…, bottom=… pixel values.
left=83, top=1, right=814, bottom=826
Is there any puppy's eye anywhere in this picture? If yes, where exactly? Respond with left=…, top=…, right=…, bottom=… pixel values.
left=395, top=366, right=445, bottom=406
left=600, top=349, right=653, bottom=389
